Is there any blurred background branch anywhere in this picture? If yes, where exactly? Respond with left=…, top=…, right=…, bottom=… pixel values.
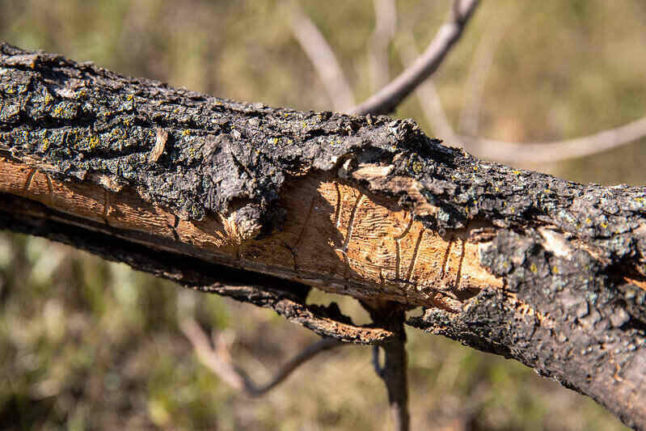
left=288, top=2, right=356, bottom=112
left=463, top=116, right=646, bottom=163
left=180, top=318, right=342, bottom=397
left=352, top=0, right=480, bottom=115
left=369, top=0, right=398, bottom=92
left=291, top=0, right=646, bottom=168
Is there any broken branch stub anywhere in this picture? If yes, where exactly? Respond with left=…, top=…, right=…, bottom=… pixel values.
left=0, top=43, right=645, bottom=429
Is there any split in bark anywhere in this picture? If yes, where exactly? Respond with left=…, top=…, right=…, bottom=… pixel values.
left=0, top=43, right=645, bottom=429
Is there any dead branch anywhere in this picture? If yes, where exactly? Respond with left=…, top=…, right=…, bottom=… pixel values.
left=352, top=0, right=480, bottom=115
left=397, top=30, right=646, bottom=163
left=463, top=116, right=646, bottom=164
left=180, top=318, right=342, bottom=396
left=369, top=0, right=398, bottom=92
left=395, top=31, right=463, bottom=148
left=457, top=20, right=507, bottom=138
left=288, top=2, right=355, bottom=112
left=366, top=302, right=410, bottom=431
left=380, top=338, right=410, bottom=431
left=1, top=43, right=645, bottom=429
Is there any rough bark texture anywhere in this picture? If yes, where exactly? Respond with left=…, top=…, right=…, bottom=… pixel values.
left=0, top=43, right=645, bottom=429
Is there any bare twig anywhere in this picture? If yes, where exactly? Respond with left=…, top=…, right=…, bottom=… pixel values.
left=380, top=339, right=410, bottom=431
left=363, top=301, right=410, bottom=431
left=369, top=0, right=398, bottom=92
left=372, top=344, right=385, bottom=377
left=405, top=70, right=646, bottom=161
left=180, top=318, right=343, bottom=397
left=288, top=3, right=355, bottom=112
left=463, top=116, right=646, bottom=164
left=396, top=31, right=463, bottom=148
left=353, top=0, right=480, bottom=115
left=397, top=28, right=646, bottom=162
left=458, top=20, right=507, bottom=137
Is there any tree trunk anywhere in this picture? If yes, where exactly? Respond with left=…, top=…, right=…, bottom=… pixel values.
left=0, top=43, right=644, bottom=429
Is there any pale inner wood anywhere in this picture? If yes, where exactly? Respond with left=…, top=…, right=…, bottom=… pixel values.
left=0, top=157, right=501, bottom=307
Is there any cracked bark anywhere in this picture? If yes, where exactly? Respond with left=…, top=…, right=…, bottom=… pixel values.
left=0, top=43, right=645, bottom=429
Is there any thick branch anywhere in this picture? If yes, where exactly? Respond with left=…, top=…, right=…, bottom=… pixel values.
left=0, top=43, right=645, bottom=429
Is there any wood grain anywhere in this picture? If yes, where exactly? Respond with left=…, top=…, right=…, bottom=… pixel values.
left=0, top=157, right=501, bottom=308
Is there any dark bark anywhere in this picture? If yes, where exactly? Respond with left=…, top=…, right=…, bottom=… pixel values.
left=369, top=303, right=410, bottom=431
left=0, top=43, right=645, bottom=429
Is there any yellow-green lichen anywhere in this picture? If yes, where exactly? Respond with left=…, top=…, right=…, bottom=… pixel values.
left=89, top=136, right=100, bottom=149
left=411, top=160, right=423, bottom=174
left=41, top=138, right=50, bottom=152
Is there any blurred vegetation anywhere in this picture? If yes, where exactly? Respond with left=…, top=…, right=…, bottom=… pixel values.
left=1, top=0, right=644, bottom=429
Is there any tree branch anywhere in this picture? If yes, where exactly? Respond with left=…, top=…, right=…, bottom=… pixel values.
left=369, top=0, right=398, bottom=92
left=380, top=338, right=409, bottom=431
left=1, top=43, right=645, bottom=429
left=288, top=2, right=355, bottom=112
left=180, top=318, right=342, bottom=396
left=458, top=20, right=507, bottom=138
left=367, top=302, right=410, bottom=431
left=463, top=116, right=646, bottom=164
left=395, top=31, right=463, bottom=148
left=352, top=0, right=480, bottom=115
left=397, top=30, right=646, bottom=163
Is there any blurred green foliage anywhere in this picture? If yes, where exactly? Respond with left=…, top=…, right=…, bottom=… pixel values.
left=0, top=0, right=643, bottom=429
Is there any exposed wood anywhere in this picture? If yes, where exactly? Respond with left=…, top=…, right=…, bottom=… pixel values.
left=0, top=157, right=500, bottom=309
left=0, top=43, right=645, bottom=429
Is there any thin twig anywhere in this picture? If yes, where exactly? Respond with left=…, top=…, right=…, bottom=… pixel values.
left=288, top=2, right=355, bottom=112
left=353, top=0, right=480, bottom=115
left=397, top=27, right=646, bottom=162
left=458, top=20, right=508, bottom=138
left=369, top=0, right=398, bottom=92
left=380, top=339, right=410, bottom=431
left=180, top=318, right=343, bottom=397
left=372, top=344, right=385, bottom=378
left=463, top=116, right=646, bottom=164
left=395, top=31, right=463, bottom=148
left=362, top=301, right=410, bottom=431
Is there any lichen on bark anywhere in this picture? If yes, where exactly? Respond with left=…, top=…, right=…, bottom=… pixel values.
left=1, top=42, right=645, bottom=429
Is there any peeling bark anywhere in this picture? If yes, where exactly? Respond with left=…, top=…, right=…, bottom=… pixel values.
left=0, top=43, right=644, bottom=429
